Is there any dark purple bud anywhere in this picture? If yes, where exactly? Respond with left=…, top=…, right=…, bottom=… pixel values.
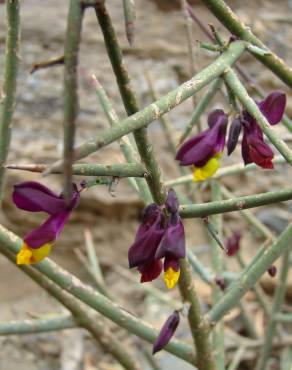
left=165, top=188, right=179, bottom=214
left=226, top=231, right=241, bottom=257
left=155, top=214, right=185, bottom=260
left=227, top=117, right=242, bottom=155
left=267, top=265, right=277, bottom=277
left=153, top=311, right=180, bottom=354
left=259, top=91, right=286, bottom=125
left=215, top=276, right=226, bottom=291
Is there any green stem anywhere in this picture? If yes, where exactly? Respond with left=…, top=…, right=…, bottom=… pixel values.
left=224, top=68, right=292, bottom=164
left=207, top=223, right=292, bottom=324
left=179, top=78, right=223, bottom=144
left=63, top=0, right=84, bottom=202
left=200, top=0, right=292, bottom=88
left=45, top=41, right=246, bottom=173
left=0, top=314, right=76, bottom=335
left=210, top=180, right=225, bottom=369
left=178, top=259, right=216, bottom=370
left=179, top=188, right=292, bottom=218
left=255, top=248, right=291, bottom=370
left=227, top=346, right=245, bottom=370
left=237, top=301, right=258, bottom=339
left=1, top=248, right=141, bottom=370
left=95, top=2, right=165, bottom=204
left=91, top=75, right=152, bottom=203
left=0, top=224, right=196, bottom=365
left=7, top=162, right=146, bottom=178
left=122, top=0, right=135, bottom=46
left=0, top=0, right=20, bottom=200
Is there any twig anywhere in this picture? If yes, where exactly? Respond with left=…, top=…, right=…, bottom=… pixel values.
left=0, top=314, right=76, bottom=335
left=0, top=0, right=20, bottom=199
left=122, top=0, right=136, bottom=46
left=30, top=56, right=64, bottom=74
left=200, top=0, right=292, bottom=88
left=227, top=345, right=245, bottom=370
left=179, top=188, right=292, bottom=218
left=207, top=223, right=292, bottom=324
left=256, top=247, right=291, bottom=370
left=62, top=0, right=84, bottom=202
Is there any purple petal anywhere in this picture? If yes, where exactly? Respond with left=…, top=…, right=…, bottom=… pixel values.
left=13, top=181, right=67, bottom=215
left=227, top=117, right=242, bottom=155
left=128, top=205, right=165, bottom=268
left=207, top=109, right=228, bottom=128
left=241, top=133, right=252, bottom=165
left=138, top=260, right=163, bottom=283
left=155, top=215, right=185, bottom=260
left=247, top=135, right=274, bottom=169
left=153, top=311, right=180, bottom=354
left=165, top=189, right=179, bottom=214
left=164, top=256, right=180, bottom=272
left=24, top=210, right=71, bottom=249
left=176, top=131, right=207, bottom=161
left=259, top=91, right=286, bottom=125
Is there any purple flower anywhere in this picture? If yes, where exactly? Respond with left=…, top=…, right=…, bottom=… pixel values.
left=227, top=91, right=286, bottom=169
left=153, top=311, right=180, bottom=354
left=176, top=109, right=228, bottom=181
left=13, top=181, right=80, bottom=265
left=128, top=204, right=165, bottom=282
left=128, top=189, right=185, bottom=289
left=226, top=231, right=241, bottom=257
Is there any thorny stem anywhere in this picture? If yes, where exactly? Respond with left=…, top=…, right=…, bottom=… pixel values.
left=7, top=162, right=147, bottom=178
left=0, top=224, right=197, bottom=365
left=0, top=0, right=20, bottom=201
left=200, top=0, right=292, bottom=88
left=256, top=248, right=291, bottom=370
left=207, top=223, right=292, bottom=324
left=63, top=0, right=84, bottom=202
left=45, top=41, right=246, bottom=173
left=210, top=181, right=225, bottom=369
left=179, top=188, right=292, bottom=218
left=224, top=68, right=292, bottom=164
left=0, top=248, right=142, bottom=370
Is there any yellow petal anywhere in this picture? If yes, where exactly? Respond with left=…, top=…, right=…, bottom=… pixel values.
left=193, top=153, right=221, bottom=182
left=164, top=267, right=180, bottom=289
left=17, top=242, right=53, bottom=265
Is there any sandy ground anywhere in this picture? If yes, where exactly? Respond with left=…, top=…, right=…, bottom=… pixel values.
left=0, top=0, right=291, bottom=369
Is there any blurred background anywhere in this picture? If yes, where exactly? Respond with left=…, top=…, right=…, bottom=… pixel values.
left=0, top=0, right=291, bottom=369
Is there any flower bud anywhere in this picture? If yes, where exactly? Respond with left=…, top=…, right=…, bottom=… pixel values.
left=267, top=265, right=277, bottom=277
left=226, top=231, right=241, bottom=257
left=227, top=117, right=242, bottom=155
left=153, top=311, right=180, bottom=354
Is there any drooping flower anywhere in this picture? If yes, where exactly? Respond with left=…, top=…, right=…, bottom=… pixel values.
left=226, top=231, right=241, bottom=257
left=128, top=204, right=165, bottom=282
left=176, top=109, right=228, bottom=181
left=153, top=310, right=180, bottom=354
left=155, top=190, right=185, bottom=289
left=128, top=189, right=185, bottom=289
left=227, top=91, right=286, bottom=169
left=13, top=181, right=80, bottom=265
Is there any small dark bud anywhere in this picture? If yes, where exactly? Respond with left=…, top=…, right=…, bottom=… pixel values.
left=153, top=311, right=180, bottom=354
left=226, top=231, right=241, bottom=257
left=228, top=35, right=237, bottom=43
left=227, top=117, right=242, bottom=155
left=165, top=188, right=179, bottom=214
left=215, top=276, right=226, bottom=291
left=267, top=265, right=277, bottom=277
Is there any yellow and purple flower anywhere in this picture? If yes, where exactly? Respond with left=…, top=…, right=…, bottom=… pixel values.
left=128, top=189, right=185, bottom=289
left=13, top=181, right=80, bottom=265
left=153, top=310, right=180, bottom=354
left=176, top=109, right=228, bottom=181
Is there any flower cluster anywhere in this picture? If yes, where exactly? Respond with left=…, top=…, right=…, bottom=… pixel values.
left=176, top=91, right=286, bottom=181
left=128, top=189, right=185, bottom=289
left=13, top=181, right=80, bottom=265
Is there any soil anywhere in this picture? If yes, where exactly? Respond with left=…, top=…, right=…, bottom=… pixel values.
left=0, top=0, right=291, bottom=369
